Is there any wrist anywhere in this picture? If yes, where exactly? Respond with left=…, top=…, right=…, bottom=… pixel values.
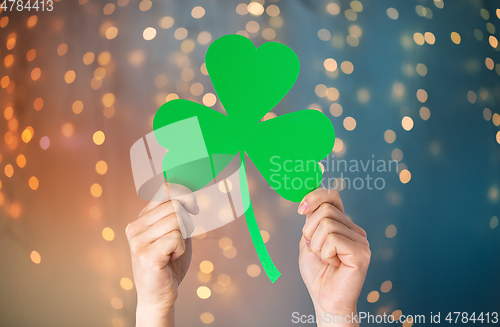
left=314, top=305, right=358, bottom=327
left=136, top=301, right=175, bottom=327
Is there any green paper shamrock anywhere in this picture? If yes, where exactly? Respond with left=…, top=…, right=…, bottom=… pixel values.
left=153, top=34, right=335, bottom=282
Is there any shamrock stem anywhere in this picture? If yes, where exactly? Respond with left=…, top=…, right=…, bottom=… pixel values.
left=239, top=151, right=281, bottom=283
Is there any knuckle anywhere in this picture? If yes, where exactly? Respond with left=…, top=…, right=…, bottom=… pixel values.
left=319, top=202, right=331, bottom=212
left=125, top=222, right=136, bottom=238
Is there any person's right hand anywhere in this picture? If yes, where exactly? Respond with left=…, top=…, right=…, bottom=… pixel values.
left=126, top=183, right=198, bottom=326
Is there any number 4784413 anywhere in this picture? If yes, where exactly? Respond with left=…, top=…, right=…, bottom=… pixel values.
left=1, top=0, right=54, bottom=12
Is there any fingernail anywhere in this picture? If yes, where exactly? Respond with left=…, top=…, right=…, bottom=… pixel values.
left=305, top=240, right=311, bottom=248
left=320, top=258, right=326, bottom=264
left=298, top=201, right=308, bottom=215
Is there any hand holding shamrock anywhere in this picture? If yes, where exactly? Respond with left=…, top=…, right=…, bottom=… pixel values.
left=127, top=187, right=370, bottom=327
left=299, top=189, right=371, bottom=326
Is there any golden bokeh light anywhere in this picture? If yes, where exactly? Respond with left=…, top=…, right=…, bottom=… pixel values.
left=489, top=35, right=498, bottom=48
left=402, top=116, right=414, bottom=131
left=266, top=4, right=280, bottom=17
left=93, top=131, right=105, bottom=145
left=98, top=51, right=111, bottom=66
left=218, top=237, right=233, bottom=250
left=31, top=68, right=41, bottom=81
left=467, top=90, right=477, bottom=104
left=315, top=84, right=327, bottom=98
left=399, top=169, right=411, bottom=184
left=451, top=32, right=461, bottom=44
left=64, top=70, right=76, bottom=84
left=223, top=246, right=237, bottom=258
left=327, top=3, right=340, bottom=15
left=329, top=103, right=343, bottom=117
left=200, top=260, right=214, bottom=274
left=247, top=264, right=261, bottom=277
left=246, top=21, right=260, bottom=34
left=260, top=230, right=270, bottom=243
left=29, top=176, right=39, bottom=190
left=492, top=113, right=500, bottom=126
left=387, top=8, right=399, bottom=20
left=385, top=225, right=397, bottom=238
left=4, top=54, right=14, bottom=67
left=57, top=43, right=68, bottom=56
left=26, top=49, right=36, bottom=61
left=343, top=116, right=356, bottom=131
left=392, top=148, right=403, bottom=161
left=197, top=271, right=212, bottom=283
left=139, top=0, right=152, bottom=11
left=384, top=130, right=396, bottom=144
left=341, top=61, right=354, bottom=74
left=190, top=82, right=204, bottom=96
left=22, top=127, right=34, bottom=143
left=8, top=202, right=21, bottom=217
left=120, top=277, right=134, bottom=290
left=324, top=58, right=338, bottom=72
left=191, top=6, right=205, bottom=19
left=83, top=52, right=95, bottom=65
left=102, top=227, right=115, bottom=241
left=197, top=31, right=212, bottom=45
left=413, top=32, right=425, bottom=45
left=72, top=100, right=84, bottom=114
left=200, top=312, right=215, bottom=324
left=424, top=32, right=435, bottom=44
left=174, top=27, right=188, bottom=40
left=416, top=63, right=427, bottom=76
left=419, top=107, right=431, bottom=121
left=197, top=286, right=211, bottom=299
left=90, top=183, right=103, bottom=197
left=333, top=138, right=344, bottom=153
left=367, top=290, right=380, bottom=303
left=218, top=274, right=231, bottom=287
left=262, top=28, right=276, bottom=41
left=485, top=58, right=494, bottom=70
left=327, top=87, right=340, bottom=101
left=143, top=27, right=156, bottom=40
left=61, top=123, right=75, bottom=137
left=248, top=2, right=264, bottom=16
left=381, top=280, right=393, bottom=293
left=103, top=3, right=115, bottom=15
left=416, top=89, right=428, bottom=102
left=236, top=3, right=249, bottom=15
left=96, top=160, right=108, bottom=175
left=160, top=16, right=174, bottom=29
left=202, top=93, right=217, bottom=107
left=34, top=98, right=44, bottom=111
left=4, top=164, right=14, bottom=178
left=30, top=251, right=41, bottom=264
left=318, top=28, right=331, bottom=41
left=16, top=154, right=26, bottom=168
left=27, top=15, right=38, bottom=28
left=110, top=297, right=123, bottom=310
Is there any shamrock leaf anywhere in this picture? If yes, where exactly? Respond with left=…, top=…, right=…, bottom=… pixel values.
left=153, top=34, right=335, bottom=282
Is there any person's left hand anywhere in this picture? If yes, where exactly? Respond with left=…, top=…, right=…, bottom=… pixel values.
left=298, top=188, right=370, bottom=325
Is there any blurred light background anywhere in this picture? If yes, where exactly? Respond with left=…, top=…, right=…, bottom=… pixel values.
left=1, top=0, right=499, bottom=326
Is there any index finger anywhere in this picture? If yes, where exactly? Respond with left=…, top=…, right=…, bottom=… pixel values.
left=140, top=182, right=199, bottom=217
left=298, top=188, right=345, bottom=215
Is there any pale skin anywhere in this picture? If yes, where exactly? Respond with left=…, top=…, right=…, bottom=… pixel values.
left=126, top=186, right=370, bottom=327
